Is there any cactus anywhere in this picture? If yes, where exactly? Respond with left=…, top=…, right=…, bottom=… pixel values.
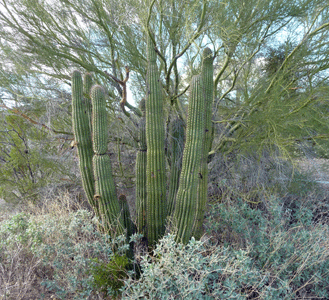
left=119, top=194, right=136, bottom=238
left=173, top=75, right=206, bottom=244
left=167, top=116, right=185, bottom=217
left=91, top=85, right=124, bottom=234
left=71, top=71, right=97, bottom=213
left=145, top=34, right=167, bottom=246
left=193, top=48, right=214, bottom=238
left=135, top=99, right=147, bottom=235
left=71, top=41, right=214, bottom=246
left=83, top=73, right=93, bottom=127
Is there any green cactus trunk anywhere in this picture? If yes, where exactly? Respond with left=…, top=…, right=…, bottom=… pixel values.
left=91, top=85, right=123, bottom=234
left=119, top=194, right=135, bottom=238
left=83, top=73, right=93, bottom=128
left=71, top=71, right=97, bottom=213
left=193, top=48, right=214, bottom=238
left=167, top=117, right=185, bottom=217
left=173, top=75, right=205, bottom=244
left=145, top=35, right=167, bottom=246
left=136, top=99, right=147, bottom=235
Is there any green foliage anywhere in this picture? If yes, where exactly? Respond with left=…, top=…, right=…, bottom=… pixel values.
left=122, top=193, right=329, bottom=299
left=1, top=186, right=328, bottom=299
left=205, top=197, right=329, bottom=298
left=88, top=254, right=129, bottom=298
left=122, top=234, right=282, bottom=299
left=0, top=209, right=131, bottom=299
left=0, top=113, right=69, bottom=204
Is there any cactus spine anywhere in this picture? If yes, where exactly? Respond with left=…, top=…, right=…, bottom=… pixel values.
left=193, top=48, right=214, bottom=238
left=173, top=75, right=206, bottom=244
left=136, top=99, right=147, bottom=235
left=145, top=34, right=167, bottom=245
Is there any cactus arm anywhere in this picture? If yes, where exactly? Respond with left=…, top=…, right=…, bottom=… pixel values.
left=136, top=99, right=147, bottom=235
left=91, top=85, right=124, bottom=234
left=167, top=117, right=185, bottom=217
left=119, top=194, right=136, bottom=238
left=173, top=75, right=205, bottom=244
left=193, top=48, right=214, bottom=238
left=71, top=70, right=97, bottom=211
left=145, top=34, right=167, bottom=246
left=83, top=72, right=93, bottom=126
left=125, top=101, right=143, bottom=117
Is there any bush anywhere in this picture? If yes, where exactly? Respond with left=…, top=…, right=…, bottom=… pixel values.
left=0, top=208, right=131, bottom=299
left=204, top=196, right=329, bottom=299
left=122, top=234, right=292, bottom=299
left=88, top=254, right=129, bottom=298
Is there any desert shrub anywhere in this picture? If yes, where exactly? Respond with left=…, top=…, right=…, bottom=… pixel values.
left=207, top=150, right=293, bottom=204
left=0, top=208, right=131, bottom=299
left=88, top=254, right=129, bottom=298
left=122, top=202, right=329, bottom=299
left=122, top=234, right=292, bottom=299
left=204, top=196, right=329, bottom=299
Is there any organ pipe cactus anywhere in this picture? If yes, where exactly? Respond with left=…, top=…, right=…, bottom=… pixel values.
left=193, top=48, right=214, bottom=238
left=145, top=34, right=167, bottom=246
left=71, top=71, right=97, bottom=213
left=91, top=85, right=124, bottom=234
left=71, top=39, right=214, bottom=246
left=173, top=75, right=206, bottom=244
left=136, top=99, right=147, bottom=235
left=83, top=73, right=93, bottom=128
left=167, top=117, right=185, bottom=217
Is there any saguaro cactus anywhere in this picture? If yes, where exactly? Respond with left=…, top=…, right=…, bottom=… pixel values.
left=145, top=35, right=167, bottom=245
left=72, top=76, right=124, bottom=235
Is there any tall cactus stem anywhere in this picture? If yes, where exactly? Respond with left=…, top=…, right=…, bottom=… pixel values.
left=71, top=71, right=97, bottom=213
left=119, top=194, right=136, bottom=238
left=145, top=34, right=167, bottom=245
left=193, top=48, right=214, bottom=238
left=173, top=75, right=205, bottom=244
left=167, top=117, right=185, bottom=216
left=83, top=72, right=93, bottom=128
left=136, top=99, right=147, bottom=235
left=91, top=85, right=124, bottom=234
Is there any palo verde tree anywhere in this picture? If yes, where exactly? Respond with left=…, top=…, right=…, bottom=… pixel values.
left=0, top=0, right=329, bottom=242
left=0, top=0, right=328, bottom=153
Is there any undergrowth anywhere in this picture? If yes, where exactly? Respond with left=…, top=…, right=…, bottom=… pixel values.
left=0, top=171, right=329, bottom=299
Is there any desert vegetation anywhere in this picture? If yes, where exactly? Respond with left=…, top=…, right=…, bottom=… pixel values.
left=1, top=0, right=329, bottom=298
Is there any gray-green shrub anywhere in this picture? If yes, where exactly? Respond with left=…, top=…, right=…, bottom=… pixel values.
left=205, top=197, right=329, bottom=299
left=0, top=209, right=131, bottom=299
